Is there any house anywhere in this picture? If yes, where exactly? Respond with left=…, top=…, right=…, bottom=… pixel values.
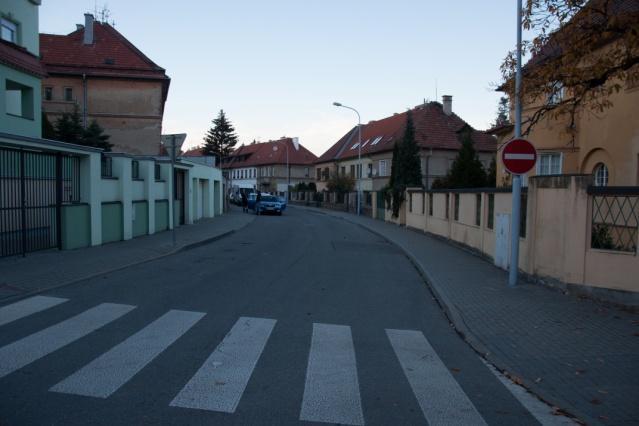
left=315, top=97, right=496, bottom=195
left=0, top=0, right=46, bottom=138
left=492, top=0, right=639, bottom=187
left=39, top=13, right=170, bottom=155
left=220, top=137, right=318, bottom=197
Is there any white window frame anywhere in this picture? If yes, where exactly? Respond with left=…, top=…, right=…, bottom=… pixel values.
left=64, top=87, right=73, bottom=102
left=547, top=81, right=565, bottom=105
left=1, top=18, right=17, bottom=44
left=536, top=152, right=563, bottom=176
left=371, top=136, right=383, bottom=145
left=379, top=159, right=388, bottom=177
left=594, top=163, right=609, bottom=187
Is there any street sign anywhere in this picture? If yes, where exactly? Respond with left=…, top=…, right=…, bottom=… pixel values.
left=502, top=138, right=537, bottom=175
left=161, top=134, right=186, bottom=160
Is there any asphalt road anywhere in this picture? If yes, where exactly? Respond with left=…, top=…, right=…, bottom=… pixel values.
left=0, top=207, right=556, bottom=425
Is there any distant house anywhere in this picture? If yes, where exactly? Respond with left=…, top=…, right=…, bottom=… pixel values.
left=315, top=97, right=496, bottom=194
left=221, top=138, right=318, bottom=196
left=0, top=0, right=46, bottom=138
left=492, top=0, right=639, bottom=187
left=39, top=13, right=170, bottom=155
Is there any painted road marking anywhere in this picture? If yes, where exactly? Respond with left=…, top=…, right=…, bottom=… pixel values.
left=170, top=316, right=276, bottom=413
left=386, top=329, right=487, bottom=426
left=299, top=323, right=364, bottom=426
left=0, top=296, right=68, bottom=327
left=504, top=153, right=535, bottom=160
left=0, top=303, right=135, bottom=379
left=50, top=309, right=205, bottom=398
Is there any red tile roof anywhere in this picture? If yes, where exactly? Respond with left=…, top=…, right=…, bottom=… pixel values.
left=316, top=102, right=496, bottom=163
left=0, top=39, right=47, bottom=78
left=39, top=22, right=169, bottom=81
left=222, top=138, right=318, bottom=168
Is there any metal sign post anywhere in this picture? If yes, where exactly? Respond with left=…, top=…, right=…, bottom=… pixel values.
left=509, top=0, right=524, bottom=288
left=161, top=133, right=186, bottom=246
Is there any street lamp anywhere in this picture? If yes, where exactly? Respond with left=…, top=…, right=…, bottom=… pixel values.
left=333, top=102, right=362, bottom=215
left=272, top=141, right=289, bottom=201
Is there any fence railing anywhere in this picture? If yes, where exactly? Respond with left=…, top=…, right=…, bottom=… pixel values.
left=589, top=186, right=639, bottom=253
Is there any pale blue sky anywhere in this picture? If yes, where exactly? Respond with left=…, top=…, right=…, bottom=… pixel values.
left=40, top=1, right=518, bottom=155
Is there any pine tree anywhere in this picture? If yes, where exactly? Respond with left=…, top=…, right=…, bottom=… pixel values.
left=54, top=105, right=84, bottom=145
left=385, top=111, right=423, bottom=216
left=486, top=157, right=497, bottom=188
left=42, top=112, right=56, bottom=140
left=82, top=120, right=112, bottom=151
left=492, top=96, right=510, bottom=127
left=203, top=109, right=238, bottom=159
left=444, top=126, right=487, bottom=188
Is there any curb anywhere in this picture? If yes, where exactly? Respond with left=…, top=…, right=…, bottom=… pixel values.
left=0, top=225, right=245, bottom=305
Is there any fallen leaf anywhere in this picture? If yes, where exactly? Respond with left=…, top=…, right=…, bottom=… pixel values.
left=451, top=368, right=461, bottom=373
left=590, top=398, right=602, bottom=405
left=575, top=369, right=587, bottom=375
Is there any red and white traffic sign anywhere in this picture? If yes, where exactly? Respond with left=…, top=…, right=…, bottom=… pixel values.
left=501, top=138, right=537, bottom=175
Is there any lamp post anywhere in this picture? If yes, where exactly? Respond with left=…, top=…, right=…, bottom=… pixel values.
left=272, top=141, right=289, bottom=201
left=333, top=102, right=361, bottom=216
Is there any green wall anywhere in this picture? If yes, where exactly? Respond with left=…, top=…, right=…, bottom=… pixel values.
left=101, top=202, right=123, bottom=244
left=132, top=201, right=148, bottom=238
left=61, top=204, right=91, bottom=249
left=0, top=2, right=40, bottom=55
left=1, top=64, right=42, bottom=138
left=155, top=200, right=169, bottom=233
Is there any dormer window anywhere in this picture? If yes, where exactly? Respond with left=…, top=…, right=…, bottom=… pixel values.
left=1, top=18, right=17, bottom=44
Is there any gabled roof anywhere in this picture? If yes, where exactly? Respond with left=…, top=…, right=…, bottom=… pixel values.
left=40, top=22, right=169, bottom=81
left=316, top=102, right=496, bottom=164
left=0, top=38, right=47, bottom=78
left=222, top=138, right=318, bottom=168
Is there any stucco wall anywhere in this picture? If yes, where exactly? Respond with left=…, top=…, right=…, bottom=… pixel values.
left=1, top=64, right=42, bottom=138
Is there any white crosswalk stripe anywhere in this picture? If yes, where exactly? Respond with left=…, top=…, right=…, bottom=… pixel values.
left=170, top=316, right=276, bottom=413
left=0, top=296, right=68, bottom=327
left=386, top=328, right=488, bottom=426
left=50, top=309, right=205, bottom=398
left=0, top=303, right=135, bottom=379
left=300, top=323, right=364, bottom=426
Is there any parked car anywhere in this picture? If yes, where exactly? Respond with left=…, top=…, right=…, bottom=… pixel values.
left=255, top=195, right=284, bottom=215
left=278, top=196, right=287, bottom=211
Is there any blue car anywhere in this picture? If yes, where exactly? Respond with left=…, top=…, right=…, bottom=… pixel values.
left=255, top=195, right=284, bottom=215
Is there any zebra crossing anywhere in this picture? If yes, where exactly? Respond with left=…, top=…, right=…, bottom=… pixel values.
left=1, top=295, right=531, bottom=425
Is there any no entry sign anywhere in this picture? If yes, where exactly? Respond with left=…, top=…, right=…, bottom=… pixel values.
left=502, top=138, right=537, bottom=175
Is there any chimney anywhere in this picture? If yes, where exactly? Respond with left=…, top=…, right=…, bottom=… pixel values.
left=442, top=95, right=453, bottom=115
left=83, top=13, right=94, bottom=45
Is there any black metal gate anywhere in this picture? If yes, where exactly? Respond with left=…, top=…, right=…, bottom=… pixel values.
left=0, top=146, right=80, bottom=257
left=174, top=169, right=185, bottom=225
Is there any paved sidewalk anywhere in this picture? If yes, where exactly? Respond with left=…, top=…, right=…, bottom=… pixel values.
left=0, top=207, right=255, bottom=301
left=292, top=205, right=639, bottom=426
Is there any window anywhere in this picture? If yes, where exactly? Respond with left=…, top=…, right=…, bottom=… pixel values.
left=131, top=160, right=140, bottom=179
left=351, top=142, right=360, bottom=150
left=316, top=168, right=321, bottom=181
left=594, top=163, right=609, bottom=187
left=454, top=194, right=460, bottom=221
left=44, top=87, right=53, bottom=101
left=428, top=193, right=433, bottom=216
left=305, top=167, right=309, bottom=178
left=487, top=194, right=495, bottom=230
left=367, top=163, right=372, bottom=178
left=379, top=160, right=388, bottom=177
left=361, top=139, right=370, bottom=147
left=155, top=163, right=161, bottom=180
left=101, top=156, right=113, bottom=178
left=536, top=153, right=562, bottom=175
left=371, top=136, right=383, bottom=145
left=356, top=164, right=362, bottom=178
left=547, top=81, right=564, bottom=105
left=64, top=87, right=73, bottom=102
left=5, top=80, right=33, bottom=119
left=350, top=165, right=355, bottom=177
left=1, top=18, right=17, bottom=43
left=323, top=167, right=329, bottom=180
left=341, top=166, right=346, bottom=176
left=409, top=193, right=413, bottom=212
left=475, top=194, right=481, bottom=226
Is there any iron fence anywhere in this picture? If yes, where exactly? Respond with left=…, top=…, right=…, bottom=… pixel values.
left=589, top=186, right=639, bottom=253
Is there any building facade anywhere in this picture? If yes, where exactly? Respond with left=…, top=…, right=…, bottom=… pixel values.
left=39, top=13, right=170, bottom=155
left=0, top=0, right=45, bottom=138
left=221, top=137, right=317, bottom=196
left=316, top=97, right=496, bottom=193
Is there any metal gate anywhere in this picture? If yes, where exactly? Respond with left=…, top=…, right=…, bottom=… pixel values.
left=376, top=190, right=386, bottom=220
left=0, top=146, right=80, bottom=257
left=174, top=169, right=185, bottom=225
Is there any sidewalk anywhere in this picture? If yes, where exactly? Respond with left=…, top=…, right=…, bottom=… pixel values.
left=0, top=207, right=254, bottom=301
left=293, top=205, right=639, bottom=426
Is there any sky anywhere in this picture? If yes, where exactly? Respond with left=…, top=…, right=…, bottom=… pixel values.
left=39, top=1, right=519, bottom=156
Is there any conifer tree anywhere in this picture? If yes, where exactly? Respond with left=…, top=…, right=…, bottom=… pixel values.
left=203, top=109, right=238, bottom=159
left=54, top=105, right=84, bottom=145
left=42, top=112, right=56, bottom=140
left=442, top=126, right=487, bottom=188
left=82, top=120, right=112, bottom=151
